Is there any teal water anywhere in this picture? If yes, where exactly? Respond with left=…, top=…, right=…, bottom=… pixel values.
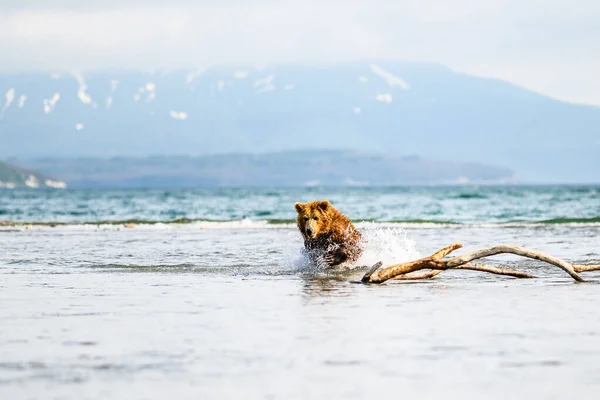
left=2, top=186, right=600, bottom=399
left=1, top=185, right=599, bottom=225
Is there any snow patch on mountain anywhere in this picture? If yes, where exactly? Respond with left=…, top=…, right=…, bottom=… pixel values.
left=146, top=83, right=156, bottom=102
left=234, top=70, right=248, bottom=79
left=1, top=88, right=15, bottom=118
left=185, top=69, right=205, bottom=88
left=25, top=175, right=40, bottom=188
left=254, top=75, right=275, bottom=94
left=253, top=75, right=274, bottom=88
left=376, top=93, right=393, bottom=103
left=170, top=111, right=188, bottom=120
left=257, top=84, right=275, bottom=94
left=133, top=83, right=156, bottom=103
left=73, top=72, right=94, bottom=105
left=45, top=179, right=67, bottom=189
left=43, top=93, right=60, bottom=114
left=18, top=95, right=27, bottom=109
left=369, top=64, right=409, bottom=89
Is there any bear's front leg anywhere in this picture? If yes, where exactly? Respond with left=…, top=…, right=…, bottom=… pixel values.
left=323, top=248, right=348, bottom=267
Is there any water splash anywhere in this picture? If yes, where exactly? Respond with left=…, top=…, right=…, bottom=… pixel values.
left=283, top=223, right=420, bottom=273
left=356, top=222, right=421, bottom=267
left=281, top=231, right=312, bottom=272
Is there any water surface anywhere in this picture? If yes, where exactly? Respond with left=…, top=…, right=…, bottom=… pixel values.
left=1, top=186, right=600, bottom=399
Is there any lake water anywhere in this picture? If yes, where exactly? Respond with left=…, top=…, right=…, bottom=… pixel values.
left=1, top=186, right=600, bottom=399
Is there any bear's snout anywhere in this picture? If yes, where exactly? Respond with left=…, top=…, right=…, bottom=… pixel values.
left=305, top=227, right=314, bottom=237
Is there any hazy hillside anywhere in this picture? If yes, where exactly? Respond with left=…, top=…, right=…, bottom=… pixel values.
left=19, top=151, right=514, bottom=188
left=0, top=161, right=66, bottom=188
left=1, top=62, right=599, bottom=182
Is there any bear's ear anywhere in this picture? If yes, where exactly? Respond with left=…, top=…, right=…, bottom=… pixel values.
left=316, top=200, right=330, bottom=211
left=294, top=202, right=305, bottom=213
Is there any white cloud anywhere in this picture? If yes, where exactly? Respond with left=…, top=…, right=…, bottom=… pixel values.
left=0, top=1, right=599, bottom=104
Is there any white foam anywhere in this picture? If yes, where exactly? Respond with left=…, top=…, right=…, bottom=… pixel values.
left=358, top=76, right=369, bottom=83
left=369, top=64, right=410, bottom=89
left=191, top=219, right=276, bottom=229
left=75, top=123, right=84, bottom=131
left=283, top=84, right=295, bottom=91
left=110, top=80, right=120, bottom=92
left=353, top=106, right=361, bottom=114
left=106, top=96, right=113, bottom=109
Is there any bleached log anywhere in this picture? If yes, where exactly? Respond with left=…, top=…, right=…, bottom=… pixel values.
left=364, top=244, right=592, bottom=283
left=391, top=263, right=535, bottom=280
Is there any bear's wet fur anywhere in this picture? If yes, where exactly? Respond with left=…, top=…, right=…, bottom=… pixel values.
left=294, top=200, right=363, bottom=268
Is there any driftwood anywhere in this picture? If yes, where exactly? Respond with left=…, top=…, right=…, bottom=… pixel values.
left=362, top=243, right=600, bottom=284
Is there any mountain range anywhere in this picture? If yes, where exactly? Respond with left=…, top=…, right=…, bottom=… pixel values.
left=1, top=61, right=599, bottom=183
left=12, top=152, right=514, bottom=188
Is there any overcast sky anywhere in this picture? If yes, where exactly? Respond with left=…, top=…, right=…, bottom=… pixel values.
left=2, top=0, right=600, bottom=105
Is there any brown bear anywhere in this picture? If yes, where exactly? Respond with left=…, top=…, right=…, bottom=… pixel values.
left=294, top=200, right=363, bottom=268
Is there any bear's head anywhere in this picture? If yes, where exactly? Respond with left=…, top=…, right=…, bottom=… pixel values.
left=294, top=200, right=333, bottom=240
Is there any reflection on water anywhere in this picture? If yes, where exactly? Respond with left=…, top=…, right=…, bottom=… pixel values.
left=300, top=277, right=355, bottom=298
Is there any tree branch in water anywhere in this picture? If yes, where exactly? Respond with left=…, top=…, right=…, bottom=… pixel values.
left=363, top=244, right=596, bottom=283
